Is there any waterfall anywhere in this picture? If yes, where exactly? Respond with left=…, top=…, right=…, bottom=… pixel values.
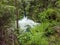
left=18, top=16, right=39, bottom=32
left=18, top=2, right=39, bottom=32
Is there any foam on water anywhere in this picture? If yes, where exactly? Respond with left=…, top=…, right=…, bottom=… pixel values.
left=18, top=16, right=39, bottom=32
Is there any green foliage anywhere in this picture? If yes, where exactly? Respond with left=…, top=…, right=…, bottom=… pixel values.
left=18, top=21, right=58, bottom=45
left=38, top=8, right=59, bottom=22
left=16, top=0, right=60, bottom=45
left=0, top=1, right=17, bottom=45
left=18, top=21, right=60, bottom=45
left=55, top=0, right=60, bottom=8
left=18, top=24, right=49, bottom=45
left=0, top=3, right=15, bottom=27
left=1, top=0, right=60, bottom=45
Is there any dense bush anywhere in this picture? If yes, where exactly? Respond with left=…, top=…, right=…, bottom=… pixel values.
left=17, top=0, right=60, bottom=45
left=0, top=2, right=16, bottom=45
left=38, top=8, right=60, bottom=22
left=18, top=23, right=49, bottom=45
left=0, top=0, right=60, bottom=45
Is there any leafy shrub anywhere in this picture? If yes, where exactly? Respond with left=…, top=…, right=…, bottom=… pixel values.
left=18, top=23, right=50, bottom=45
left=38, top=8, right=59, bottom=22
left=18, top=21, right=60, bottom=45
left=55, top=0, right=60, bottom=8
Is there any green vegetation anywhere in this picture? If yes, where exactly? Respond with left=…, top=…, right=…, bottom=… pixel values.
left=0, top=0, right=60, bottom=45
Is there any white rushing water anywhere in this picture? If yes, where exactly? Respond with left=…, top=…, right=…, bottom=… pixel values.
left=18, top=16, right=39, bottom=32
